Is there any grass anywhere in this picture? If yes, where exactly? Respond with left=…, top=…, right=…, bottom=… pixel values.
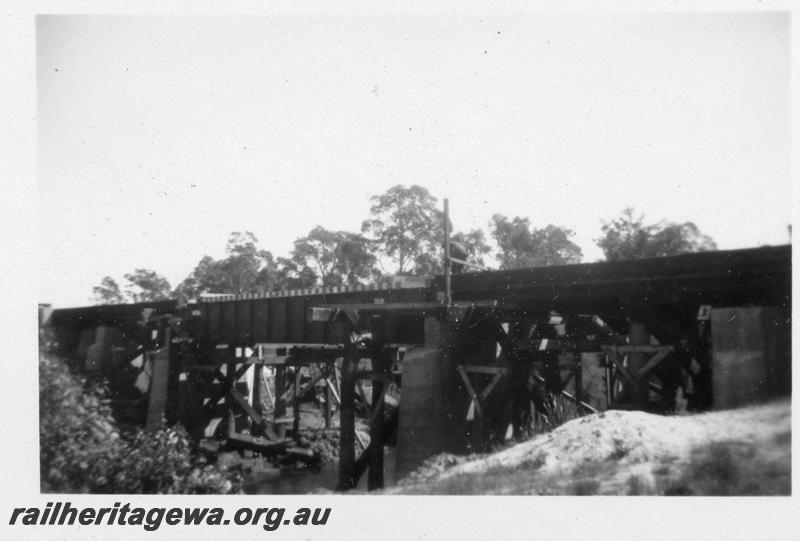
left=659, top=439, right=790, bottom=496
left=626, top=475, right=644, bottom=495
left=571, top=478, right=601, bottom=495
left=404, top=452, right=549, bottom=495
left=610, top=438, right=629, bottom=460
left=566, top=460, right=612, bottom=495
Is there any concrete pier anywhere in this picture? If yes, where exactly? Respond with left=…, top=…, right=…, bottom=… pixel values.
left=711, top=306, right=790, bottom=409
left=396, top=317, right=459, bottom=478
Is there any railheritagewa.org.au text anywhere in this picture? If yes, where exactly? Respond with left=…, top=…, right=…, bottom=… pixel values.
left=9, top=501, right=331, bottom=531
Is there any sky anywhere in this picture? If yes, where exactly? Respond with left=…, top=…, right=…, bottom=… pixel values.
left=37, top=12, right=791, bottom=308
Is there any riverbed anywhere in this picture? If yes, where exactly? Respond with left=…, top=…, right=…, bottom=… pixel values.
left=243, top=447, right=399, bottom=494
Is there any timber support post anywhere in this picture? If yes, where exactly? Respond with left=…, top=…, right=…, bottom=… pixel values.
left=323, top=365, right=332, bottom=428
left=444, top=198, right=452, bottom=306
left=574, top=353, right=583, bottom=409
left=274, top=366, right=287, bottom=419
left=145, top=326, right=171, bottom=432
left=252, top=360, right=264, bottom=436
left=628, top=321, right=650, bottom=408
left=337, top=333, right=358, bottom=491
left=292, top=366, right=302, bottom=436
left=365, top=348, right=393, bottom=491
left=225, top=355, right=237, bottom=438
left=367, top=373, right=386, bottom=490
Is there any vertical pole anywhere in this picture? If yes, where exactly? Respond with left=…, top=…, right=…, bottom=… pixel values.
left=225, top=356, right=236, bottom=438
left=338, top=334, right=357, bottom=490
left=293, top=366, right=302, bottom=436
left=177, top=348, right=190, bottom=430
left=574, top=353, right=583, bottom=414
left=629, top=321, right=650, bottom=408
left=368, top=373, right=386, bottom=491
left=145, top=326, right=171, bottom=432
left=264, top=368, right=275, bottom=409
left=507, top=323, right=527, bottom=441
left=324, top=365, right=332, bottom=429
left=274, top=366, right=287, bottom=418
left=444, top=198, right=452, bottom=306
left=509, top=356, right=521, bottom=439
left=252, top=362, right=264, bottom=436
left=605, top=353, right=613, bottom=407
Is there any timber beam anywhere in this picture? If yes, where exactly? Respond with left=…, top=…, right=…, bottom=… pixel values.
left=602, top=344, right=674, bottom=409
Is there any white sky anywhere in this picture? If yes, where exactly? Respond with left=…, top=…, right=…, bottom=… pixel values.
left=37, top=12, right=790, bottom=307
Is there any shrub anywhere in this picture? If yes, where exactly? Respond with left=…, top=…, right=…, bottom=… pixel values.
left=39, top=352, right=241, bottom=494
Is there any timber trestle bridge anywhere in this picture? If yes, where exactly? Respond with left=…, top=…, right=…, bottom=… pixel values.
left=43, top=244, right=790, bottom=491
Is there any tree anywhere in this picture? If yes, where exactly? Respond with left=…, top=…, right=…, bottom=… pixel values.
left=176, top=231, right=282, bottom=297
left=490, top=214, right=583, bottom=269
left=123, top=269, right=172, bottom=303
left=361, top=185, right=444, bottom=276
left=289, top=226, right=380, bottom=287
left=597, top=208, right=717, bottom=261
left=172, top=274, right=200, bottom=304
left=92, top=276, right=124, bottom=305
left=274, top=257, right=319, bottom=290
left=219, top=231, right=281, bottom=294
left=451, top=229, right=492, bottom=268
left=182, top=256, right=227, bottom=296
left=335, top=232, right=381, bottom=284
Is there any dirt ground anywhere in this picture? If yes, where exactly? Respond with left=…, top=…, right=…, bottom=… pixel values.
left=390, top=399, right=791, bottom=495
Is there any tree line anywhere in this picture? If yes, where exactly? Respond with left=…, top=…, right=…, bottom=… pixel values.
left=93, top=185, right=717, bottom=304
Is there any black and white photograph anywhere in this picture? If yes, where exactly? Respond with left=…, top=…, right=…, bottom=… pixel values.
left=2, top=2, right=797, bottom=540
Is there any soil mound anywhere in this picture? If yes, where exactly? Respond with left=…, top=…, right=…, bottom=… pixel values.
left=392, top=400, right=790, bottom=495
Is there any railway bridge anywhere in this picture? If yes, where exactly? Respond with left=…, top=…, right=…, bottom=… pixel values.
left=43, top=244, right=791, bottom=491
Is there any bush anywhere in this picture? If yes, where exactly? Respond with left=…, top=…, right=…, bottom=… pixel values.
left=39, top=352, right=241, bottom=494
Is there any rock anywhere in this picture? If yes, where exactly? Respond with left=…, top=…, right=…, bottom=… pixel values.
left=198, top=439, right=221, bottom=458
left=217, top=451, right=242, bottom=470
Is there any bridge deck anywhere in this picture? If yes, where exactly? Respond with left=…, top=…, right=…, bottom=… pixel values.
left=443, top=245, right=790, bottom=315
